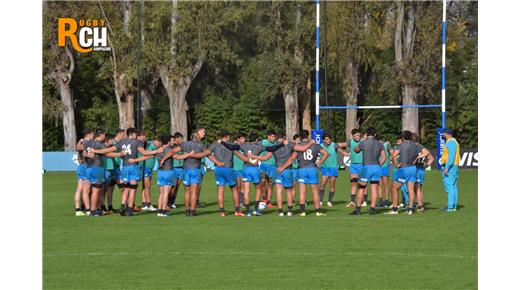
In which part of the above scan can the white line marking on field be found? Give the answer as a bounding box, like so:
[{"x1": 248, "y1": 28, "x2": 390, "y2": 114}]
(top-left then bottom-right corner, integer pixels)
[{"x1": 45, "y1": 251, "x2": 476, "y2": 260}]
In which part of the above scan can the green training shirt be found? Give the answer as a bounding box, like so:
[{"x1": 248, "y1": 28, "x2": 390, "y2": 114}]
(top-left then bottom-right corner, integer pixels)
[
  {"x1": 260, "y1": 139, "x2": 276, "y2": 165},
  {"x1": 349, "y1": 139, "x2": 363, "y2": 164},
  {"x1": 380, "y1": 142, "x2": 391, "y2": 167},
  {"x1": 321, "y1": 142, "x2": 339, "y2": 168},
  {"x1": 102, "y1": 155, "x2": 114, "y2": 170},
  {"x1": 233, "y1": 150, "x2": 244, "y2": 171},
  {"x1": 144, "y1": 142, "x2": 157, "y2": 169}
]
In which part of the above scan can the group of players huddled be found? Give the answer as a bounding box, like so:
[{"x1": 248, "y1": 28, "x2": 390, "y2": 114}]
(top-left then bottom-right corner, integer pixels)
[{"x1": 74, "y1": 126, "x2": 434, "y2": 217}]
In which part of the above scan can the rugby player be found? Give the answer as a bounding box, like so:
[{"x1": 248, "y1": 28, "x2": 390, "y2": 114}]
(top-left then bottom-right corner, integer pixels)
[
  {"x1": 139, "y1": 135, "x2": 162, "y2": 211},
  {"x1": 220, "y1": 134, "x2": 284, "y2": 216},
  {"x1": 101, "y1": 129, "x2": 125, "y2": 214},
  {"x1": 232, "y1": 132, "x2": 247, "y2": 208},
  {"x1": 291, "y1": 134, "x2": 301, "y2": 202},
  {"x1": 259, "y1": 131, "x2": 278, "y2": 208},
  {"x1": 376, "y1": 134, "x2": 392, "y2": 208},
  {"x1": 74, "y1": 129, "x2": 94, "y2": 216},
  {"x1": 346, "y1": 129, "x2": 364, "y2": 208},
  {"x1": 350, "y1": 127, "x2": 386, "y2": 215},
  {"x1": 168, "y1": 132, "x2": 185, "y2": 209},
  {"x1": 412, "y1": 134, "x2": 434, "y2": 212},
  {"x1": 249, "y1": 136, "x2": 316, "y2": 216},
  {"x1": 82, "y1": 129, "x2": 126, "y2": 216},
  {"x1": 92, "y1": 128, "x2": 163, "y2": 216},
  {"x1": 278, "y1": 130, "x2": 329, "y2": 217},
  {"x1": 318, "y1": 133, "x2": 348, "y2": 207},
  {"x1": 386, "y1": 130, "x2": 422, "y2": 215},
  {"x1": 160, "y1": 128, "x2": 209, "y2": 216},
  {"x1": 209, "y1": 130, "x2": 250, "y2": 217}
]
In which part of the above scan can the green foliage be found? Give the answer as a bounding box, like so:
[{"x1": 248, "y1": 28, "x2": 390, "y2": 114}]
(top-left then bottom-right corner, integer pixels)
[{"x1": 42, "y1": 1, "x2": 477, "y2": 152}]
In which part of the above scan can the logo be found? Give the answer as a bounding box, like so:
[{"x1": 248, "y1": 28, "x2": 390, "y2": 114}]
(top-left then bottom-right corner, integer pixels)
[{"x1": 58, "y1": 18, "x2": 110, "y2": 53}]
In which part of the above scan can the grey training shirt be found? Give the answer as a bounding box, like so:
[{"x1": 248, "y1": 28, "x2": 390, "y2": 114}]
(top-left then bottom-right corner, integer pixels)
[
  {"x1": 273, "y1": 142, "x2": 296, "y2": 167},
  {"x1": 397, "y1": 141, "x2": 422, "y2": 167},
  {"x1": 209, "y1": 142, "x2": 234, "y2": 168},
  {"x1": 180, "y1": 140, "x2": 207, "y2": 169},
  {"x1": 297, "y1": 141, "x2": 321, "y2": 168},
  {"x1": 84, "y1": 140, "x2": 106, "y2": 167},
  {"x1": 358, "y1": 137, "x2": 384, "y2": 165},
  {"x1": 240, "y1": 143, "x2": 266, "y2": 167},
  {"x1": 115, "y1": 138, "x2": 144, "y2": 166},
  {"x1": 157, "y1": 145, "x2": 173, "y2": 170}
]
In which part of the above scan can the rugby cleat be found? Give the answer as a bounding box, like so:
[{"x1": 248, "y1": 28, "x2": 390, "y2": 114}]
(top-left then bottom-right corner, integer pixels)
[
  {"x1": 234, "y1": 211, "x2": 245, "y2": 217},
  {"x1": 299, "y1": 212, "x2": 306, "y2": 217},
  {"x1": 384, "y1": 210, "x2": 399, "y2": 215},
  {"x1": 406, "y1": 210, "x2": 414, "y2": 215},
  {"x1": 133, "y1": 206, "x2": 142, "y2": 212},
  {"x1": 287, "y1": 211, "x2": 293, "y2": 217},
  {"x1": 369, "y1": 208, "x2": 377, "y2": 215},
  {"x1": 75, "y1": 211, "x2": 86, "y2": 216},
  {"x1": 361, "y1": 201, "x2": 368, "y2": 207},
  {"x1": 346, "y1": 201, "x2": 356, "y2": 208},
  {"x1": 398, "y1": 203, "x2": 405, "y2": 209},
  {"x1": 315, "y1": 212, "x2": 326, "y2": 217},
  {"x1": 252, "y1": 211, "x2": 262, "y2": 216},
  {"x1": 278, "y1": 212, "x2": 284, "y2": 217},
  {"x1": 349, "y1": 209, "x2": 361, "y2": 216},
  {"x1": 327, "y1": 202, "x2": 333, "y2": 207},
  {"x1": 220, "y1": 212, "x2": 227, "y2": 217},
  {"x1": 416, "y1": 206, "x2": 425, "y2": 213},
  {"x1": 246, "y1": 212, "x2": 252, "y2": 217}
]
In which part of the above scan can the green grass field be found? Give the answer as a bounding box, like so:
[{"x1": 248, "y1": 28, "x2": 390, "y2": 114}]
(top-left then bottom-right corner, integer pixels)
[{"x1": 43, "y1": 169, "x2": 477, "y2": 289}]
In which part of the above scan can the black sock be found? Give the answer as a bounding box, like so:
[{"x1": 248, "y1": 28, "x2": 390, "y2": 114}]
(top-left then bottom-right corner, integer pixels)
[
  {"x1": 319, "y1": 189, "x2": 324, "y2": 202},
  {"x1": 350, "y1": 194, "x2": 356, "y2": 202},
  {"x1": 328, "y1": 191, "x2": 335, "y2": 202},
  {"x1": 316, "y1": 208, "x2": 322, "y2": 213},
  {"x1": 254, "y1": 201, "x2": 260, "y2": 211},
  {"x1": 288, "y1": 205, "x2": 293, "y2": 212},
  {"x1": 108, "y1": 205, "x2": 114, "y2": 211},
  {"x1": 363, "y1": 194, "x2": 368, "y2": 202},
  {"x1": 235, "y1": 207, "x2": 240, "y2": 212},
  {"x1": 245, "y1": 204, "x2": 250, "y2": 213},
  {"x1": 219, "y1": 207, "x2": 225, "y2": 213},
  {"x1": 75, "y1": 208, "x2": 81, "y2": 212},
  {"x1": 101, "y1": 205, "x2": 107, "y2": 211},
  {"x1": 299, "y1": 203, "x2": 305, "y2": 212},
  {"x1": 356, "y1": 206, "x2": 361, "y2": 213},
  {"x1": 86, "y1": 208, "x2": 91, "y2": 212},
  {"x1": 80, "y1": 204, "x2": 85, "y2": 211},
  {"x1": 278, "y1": 208, "x2": 283, "y2": 214}
]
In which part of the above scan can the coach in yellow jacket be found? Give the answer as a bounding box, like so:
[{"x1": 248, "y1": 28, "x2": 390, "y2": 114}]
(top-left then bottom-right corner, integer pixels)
[{"x1": 440, "y1": 128, "x2": 460, "y2": 212}]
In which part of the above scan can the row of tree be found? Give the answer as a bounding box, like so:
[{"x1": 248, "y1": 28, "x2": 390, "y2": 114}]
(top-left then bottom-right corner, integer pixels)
[{"x1": 43, "y1": 1, "x2": 478, "y2": 151}]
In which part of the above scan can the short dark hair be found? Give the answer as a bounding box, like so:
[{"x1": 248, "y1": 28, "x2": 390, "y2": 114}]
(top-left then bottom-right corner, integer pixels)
[
  {"x1": 115, "y1": 128, "x2": 125, "y2": 135},
  {"x1": 293, "y1": 134, "x2": 300, "y2": 141},
  {"x1": 126, "y1": 128, "x2": 136, "y2": 136},
  {"x1": 402, "y1": 130, "x2": 412, "y2": 140},
  {"x1": 277, "y1": 131, "x2": 286, "y2": 139},
  {"x1": 267, "y1": 130, "x2": 276, "y2": 136},
  {"x1": 300, "y1": 130, "x2": 310, "y2": 139},
  {"x1": 323, "y1": 132, "x2": 331, "y2": 139},
  {"x1": 366, "y1": 127, "x2": 376, "y2": 137},
  {"x1": 220, "y1": 130, "x2": 231, "y2": 138},
  {"x1": 153, "y1": 135, "x2": 162, "y2": 141},
  {"x1": 105, "y1": 133, "x2": 114, "y2": 140},
  {"x1": 136, "y1": 131, "x2": 145, "y2": 137},
  {"x1": 95, "y1": 128, "x2": 105, "y2": 137},
  {"x1": 235, "y1": 132, "x2": 246, "y2": 140},
  {"x1": 249, "y1": 133, "x2": 258, "y2": 142},
  {"x1": 173, "y1": 132, "x2": 183, "y2": 139},
  {"x1": 375, "y1": 134, "x2": 384, "y2": 141},
  {"x1": 83, "y1": 128, "x2": 93, "y2": 137},
  {"x1": 351, "y1": 128, "x2": 360, "y2": 135},
  {"x1": 161, "y1": 135, "x2": 170, "y2": 145}
]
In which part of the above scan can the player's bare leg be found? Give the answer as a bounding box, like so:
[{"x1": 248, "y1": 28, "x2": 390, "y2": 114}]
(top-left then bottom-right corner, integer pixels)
[
  {"x1": 230, "y1": 185, "x2": 241, "y2": 215},
  {"x1": 406, "y1": 181, "x2": 416, "y2": 213},
  {"x1": 416, "y1": 183, "x2": 424, "y2": 209},
  {"x1": 311, "y1": 184, "x2": 323, "y2": 215},
  {"x1": 126, "y1": 181, "x2": 138, "y2": 216},
  {"x1": 189, "y1": 185, "x2": 198, "y2": 213},
  {"x1": 319, "y1": 175, "x2": 329, "y2": 204},
  {"x1": 286, "y1": 187, "x2": 294, "y2": 215},
  {"x1": 328, "y1": 176, "x2": 337, "y2": 205},
  {"x1": 81, "y1": 180, "x2": 91, "y2": 213},
  {"x1": 217, "y1": 185, "x2": 225, "y2": 215},
  {"x1": 74, "y1": 179, "x2": 82, "y2": 210},
  {"x1": 348, "y1": 175, "x2": 359, "y2": 207},
  {"x1": 141, "y1": 177, "x2": 151, "y2": 209},
  {"x1": 242, "y1": 181, "x2": 251, "y2": 214},
  {"x1": 299, "y1": 183, "x2": 307, "y2": 215},
  {"x1": 184, "y1": 185, "x2": 193, "y2": 213},
  {"x1": 275, "y1": 184, "x2": 284, "y2": 212}
]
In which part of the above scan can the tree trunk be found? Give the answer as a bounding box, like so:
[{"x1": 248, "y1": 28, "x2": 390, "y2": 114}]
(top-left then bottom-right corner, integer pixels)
[
  {"x1": 283, "y1": 86, "x2": 300, "y2": 140},
  {"x1": 344, "y1": 60, "x2": 359, "y2": 140},
  {"x1": 114, "y1": 72, "x2": 135, "y2": 129},
  {"x1": 158, "y1": 65, "x2": 191, "y2": 136},
  {"x1": 56, "y1": 59, "x2": 77, "y2": 150},
  {"x1": 54, "y1": 47, "x2": 77, "y2": 151},
  {"x1": 302, "y1": 76, "x2": 311, "y2": 132},
  {"x1": 402, "y1": 85, "x2": 419, "y2": 134},
  {"x1": 395, "y1": 2, "x2": 419, "y2": 134}
]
